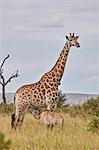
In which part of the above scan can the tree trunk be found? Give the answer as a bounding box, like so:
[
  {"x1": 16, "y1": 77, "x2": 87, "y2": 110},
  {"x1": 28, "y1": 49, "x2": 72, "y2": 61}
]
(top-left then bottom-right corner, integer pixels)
[{"x1": 2, "y1": 85, "x2": 6, "y2": 103}]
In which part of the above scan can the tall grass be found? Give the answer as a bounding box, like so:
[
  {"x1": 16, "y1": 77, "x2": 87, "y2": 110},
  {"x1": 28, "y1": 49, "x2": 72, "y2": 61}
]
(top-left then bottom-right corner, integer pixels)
[
  {"x1": 0, "y1": 113, "x2": 99, "y2": 150},
  {"x1": 0, "y1": 96, "x2": 99, "y2": 149}
]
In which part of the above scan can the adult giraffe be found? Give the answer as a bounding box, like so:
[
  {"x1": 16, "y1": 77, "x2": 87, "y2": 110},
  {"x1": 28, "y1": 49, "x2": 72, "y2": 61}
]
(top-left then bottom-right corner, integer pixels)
[{"x1": 11, "y1": 33, "x2": 80, "y2": 129}]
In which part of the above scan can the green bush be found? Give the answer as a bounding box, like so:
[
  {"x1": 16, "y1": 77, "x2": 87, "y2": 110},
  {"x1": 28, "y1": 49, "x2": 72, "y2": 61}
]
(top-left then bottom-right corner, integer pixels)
[
  {"x1": 87, "y1": 116, "x2": 99, "y2": 133},
  {"x1": 56, "y1": 96, "x2": 99, "y2": 119},
  {"x1": 0, "y1": 132, "x2": 11, "y2": 150},
  {"x1": 82, "y1": 96, "x2": 99, "y2": 117},
  {"x1": 57, "y1": 91, "x2": 67, "y2": 108},
  {"x1": 57, "y1": 105, "x2": 84, "y2": 117},
  {"x1": 0, "y1": 103, "x2": 13, "y2": 114}
]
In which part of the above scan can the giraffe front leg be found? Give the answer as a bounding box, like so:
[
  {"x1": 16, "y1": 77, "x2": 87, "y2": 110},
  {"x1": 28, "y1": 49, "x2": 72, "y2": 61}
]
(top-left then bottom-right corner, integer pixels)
[
  {"x1": 46, "y1": 94, "x2": 59, "y2": 112},
  {"x1": 47, "y1": 102, "x2": 57, "y2": 112},
  {"x1": 46, "y1": 91, "x2": 59, "y2": 112}
]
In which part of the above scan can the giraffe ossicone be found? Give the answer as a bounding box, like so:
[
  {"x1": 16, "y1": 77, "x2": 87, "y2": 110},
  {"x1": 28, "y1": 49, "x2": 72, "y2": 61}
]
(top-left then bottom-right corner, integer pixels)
[{"x1": 11, "y1": 33, "x2": 80, "y2": 129}]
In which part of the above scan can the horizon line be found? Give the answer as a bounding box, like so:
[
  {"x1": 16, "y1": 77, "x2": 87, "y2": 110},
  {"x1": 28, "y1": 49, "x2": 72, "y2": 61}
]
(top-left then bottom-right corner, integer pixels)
[{"x1": 0, "y1": 92, "x2": 98, "y2": 95}]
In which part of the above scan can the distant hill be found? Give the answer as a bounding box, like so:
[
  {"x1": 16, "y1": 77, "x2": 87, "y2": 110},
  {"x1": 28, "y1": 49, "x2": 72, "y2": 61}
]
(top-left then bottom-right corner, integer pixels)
[
  {"x1": 0, "y1": 93, "x2": 98, "y2": 105},
  {"x1": 65, "y1": 93, "x2": 97, "y2": 105}
]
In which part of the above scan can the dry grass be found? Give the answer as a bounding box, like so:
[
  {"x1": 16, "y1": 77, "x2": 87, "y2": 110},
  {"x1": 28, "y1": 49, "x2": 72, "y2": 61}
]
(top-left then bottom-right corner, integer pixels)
[{"x1": 0, "y1": 113, "x2": 99, "y2": 150}]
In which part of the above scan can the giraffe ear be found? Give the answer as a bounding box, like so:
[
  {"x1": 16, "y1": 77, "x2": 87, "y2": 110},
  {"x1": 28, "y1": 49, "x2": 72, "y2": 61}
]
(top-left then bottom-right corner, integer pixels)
[
  {"x1": 66, "y1": 36, "x2": 69, "y2": 40},
  {"x1": 76, "y1": 36, "x2": 79, "y2": 39}
]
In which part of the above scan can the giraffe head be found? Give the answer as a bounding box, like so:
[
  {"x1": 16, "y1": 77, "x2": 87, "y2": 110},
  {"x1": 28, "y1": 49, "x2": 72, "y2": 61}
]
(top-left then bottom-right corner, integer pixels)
[{"x1": 66, "y1": 33, "x2": 80, "y2": 48}]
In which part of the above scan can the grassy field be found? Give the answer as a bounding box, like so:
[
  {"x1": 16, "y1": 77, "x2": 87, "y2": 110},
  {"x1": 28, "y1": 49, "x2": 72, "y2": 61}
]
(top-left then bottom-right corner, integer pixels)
[{"x1": 0, "y1": 113, "x2": 99, "y2": 150}]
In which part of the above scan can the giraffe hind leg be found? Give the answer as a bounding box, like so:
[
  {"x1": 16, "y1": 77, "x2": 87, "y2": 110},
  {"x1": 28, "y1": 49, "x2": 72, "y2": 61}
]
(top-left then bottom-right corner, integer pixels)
[
  {"x1": 13, "y1": 105, "x2": 29, "y2": 129},
  {"x1": 14, "y1": 112, "x2": 25, "y2": 129}
]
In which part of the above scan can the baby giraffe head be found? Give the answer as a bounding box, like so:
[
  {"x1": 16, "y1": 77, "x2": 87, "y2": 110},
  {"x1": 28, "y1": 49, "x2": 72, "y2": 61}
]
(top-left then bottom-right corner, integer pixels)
[
  {"x1": 32, "y1": 109, "x2": 40, "y2": 119},
  {"x1": 66, "y1": 33, "x2": 80, "y2": 48}
]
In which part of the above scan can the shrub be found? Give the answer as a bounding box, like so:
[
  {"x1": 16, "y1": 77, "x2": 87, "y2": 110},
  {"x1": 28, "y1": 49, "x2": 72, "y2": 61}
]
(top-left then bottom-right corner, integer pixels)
[
  {"x1": 87, "y1": 116, "x2": 99, "y2": 133},
  {"x1": 0, "y1": 132, "x2": 11, "y2": 150},
  {"x1": 57, "y1": 104, "x2": 83, "y2": 117},
  {"x1": 0, "y1": 103, "x2": 13, "y2": 114},
  {"x1": 82, "y1": 96, "x2": 99, "y2": 117},
  {"x1": 56, "y1": 96, "x2": 99, "y2": 119},
  {"x1": 57, "y1": 91, "x2": 67, "y2": 107}
]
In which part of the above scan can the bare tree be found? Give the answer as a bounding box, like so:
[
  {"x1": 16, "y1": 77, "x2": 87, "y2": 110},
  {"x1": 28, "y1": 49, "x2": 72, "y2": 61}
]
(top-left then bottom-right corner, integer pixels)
[{"x1": 0, "y1": 55, "x2": 19, "y2": 103}]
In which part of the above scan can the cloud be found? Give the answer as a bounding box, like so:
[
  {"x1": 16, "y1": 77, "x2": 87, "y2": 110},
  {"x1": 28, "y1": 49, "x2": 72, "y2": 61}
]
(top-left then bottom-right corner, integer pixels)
[
  {"x1": 1, "y1": 0, "x2": 98, "y2": 32},
  {"x1": 81, "y1": 76, "x2": 99, "y2": 85},
  {"x1": 0, "y1": 0, "x2": 98, "y2": 93},
  {"x1": 69, "y1": 0, "x2": 98, "y2": 14},
  {"x1": 79, "y1": 76, "x2": 99, "y2": 94}
]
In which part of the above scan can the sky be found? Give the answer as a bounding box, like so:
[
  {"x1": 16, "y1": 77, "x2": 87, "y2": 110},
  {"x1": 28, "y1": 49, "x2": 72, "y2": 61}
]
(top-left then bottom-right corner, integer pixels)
[{"x1": 0, "y1": 0, "x2": 99, "y2": 94}]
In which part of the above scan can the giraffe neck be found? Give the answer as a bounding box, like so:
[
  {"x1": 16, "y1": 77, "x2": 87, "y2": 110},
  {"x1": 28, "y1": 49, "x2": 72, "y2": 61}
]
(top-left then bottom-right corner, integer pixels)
[
  {"x1": 51, "y1": 41, "x2": 71, "y2": 82},
  {"x1": 41, "y1": 40, "x2": 71, "y2": 86}
]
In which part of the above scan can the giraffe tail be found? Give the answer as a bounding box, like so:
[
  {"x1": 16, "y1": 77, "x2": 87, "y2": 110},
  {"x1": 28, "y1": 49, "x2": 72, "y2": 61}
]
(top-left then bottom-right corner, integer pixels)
[
  {"x1": 11, "y1": 113, "x2": 15, "y2": 128},
  {"x1": 11, "y1": 96, "x2": 16, "y2": 129}
]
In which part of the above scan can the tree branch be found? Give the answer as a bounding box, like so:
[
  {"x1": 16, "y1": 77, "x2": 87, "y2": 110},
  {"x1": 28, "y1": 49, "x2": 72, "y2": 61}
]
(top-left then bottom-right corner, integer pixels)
[
  {"x1": 0, "y1": 81, "x2": 3, "y2": 86},
  {"x1": 5, "y1": 70, "x2": 19, "y2": 85},
  {"x1": 0, "y1": 73, "x2": 5, "y2": 84},
  {"x1": 0, "y1": 54, "x2": 9, "y2": 69}
]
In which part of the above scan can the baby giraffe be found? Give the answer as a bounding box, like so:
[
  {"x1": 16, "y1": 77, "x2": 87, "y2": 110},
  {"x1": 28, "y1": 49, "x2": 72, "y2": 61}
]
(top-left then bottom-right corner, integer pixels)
[{"x1": 32, "y1": 109, "x2": 64, "y2": 129}]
